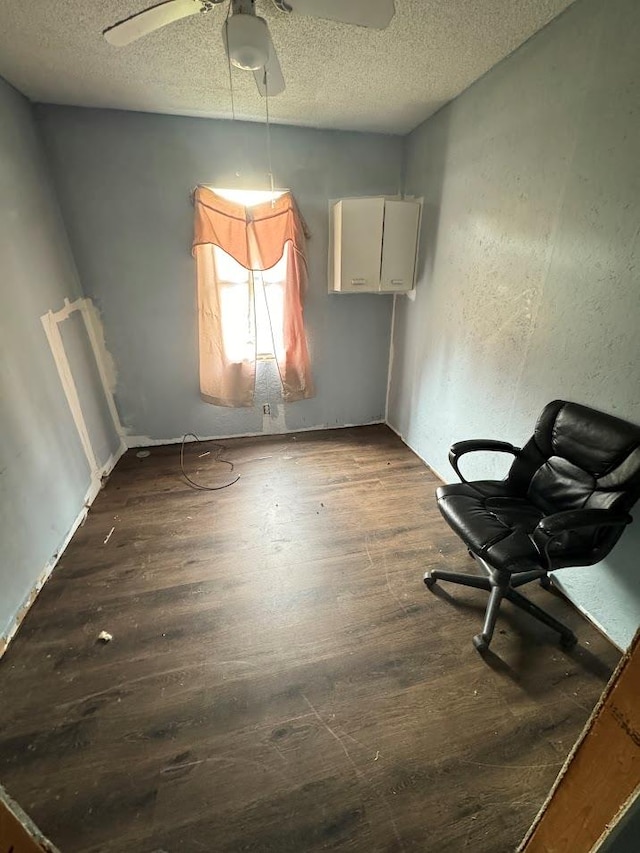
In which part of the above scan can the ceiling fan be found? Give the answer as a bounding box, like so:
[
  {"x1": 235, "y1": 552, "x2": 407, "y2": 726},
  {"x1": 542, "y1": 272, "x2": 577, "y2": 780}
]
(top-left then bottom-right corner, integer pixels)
[{"x1": 103, "y1": 0, "x2": 395, "y2": 98}]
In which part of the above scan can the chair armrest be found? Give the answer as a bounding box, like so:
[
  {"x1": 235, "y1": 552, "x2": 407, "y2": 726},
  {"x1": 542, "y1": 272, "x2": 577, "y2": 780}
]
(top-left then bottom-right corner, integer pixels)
[
  {"x1": 537, "y1": 509, "x2": 632, "y2": 538},
  {"x1": 532, "y1": 509, "x2": 632, "y2": 571},
  {"x1": 449, "y1": 440, "x2": 520, "y2": 484}
]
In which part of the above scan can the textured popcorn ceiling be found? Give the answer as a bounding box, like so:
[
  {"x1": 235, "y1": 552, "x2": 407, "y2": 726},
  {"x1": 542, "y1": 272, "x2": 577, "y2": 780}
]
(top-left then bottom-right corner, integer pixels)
[{"x1": 0, "y1": 0, "x2": 575, "y2": 133}]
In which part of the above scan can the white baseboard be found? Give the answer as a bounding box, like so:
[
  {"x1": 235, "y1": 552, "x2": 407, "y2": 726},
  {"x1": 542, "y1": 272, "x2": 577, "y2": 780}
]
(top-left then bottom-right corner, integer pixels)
[
  {"x1": 0, "y1": 440, "x2": 126, "y2": 658},
  {"x1": 384, "y1": 420, "x2": 449, "y2": 483},
  {"x1": 550, "y1": 575, "x2": 624, "y2": 652},
  {"x1": 125, "y1": 420, "x2": 386, "y2": 448}
]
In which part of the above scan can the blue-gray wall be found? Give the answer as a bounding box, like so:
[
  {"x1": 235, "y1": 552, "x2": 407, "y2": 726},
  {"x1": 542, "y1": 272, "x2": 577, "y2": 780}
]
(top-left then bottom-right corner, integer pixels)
[
  {"x1": 388, "y1": 0, "x2": 640, "y2": 649},
  {"x1": 36, "y1": 107, "x2": 402, "y2": 441},
  {"x1": 0, "y1": 79, "x2": 117, "y2": 642}
]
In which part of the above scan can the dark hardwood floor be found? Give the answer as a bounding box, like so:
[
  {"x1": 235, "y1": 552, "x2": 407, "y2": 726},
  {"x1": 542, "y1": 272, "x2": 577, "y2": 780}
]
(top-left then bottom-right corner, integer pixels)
[{"x1": 0, "y1": 425, "x2": 619, "y2": 852}]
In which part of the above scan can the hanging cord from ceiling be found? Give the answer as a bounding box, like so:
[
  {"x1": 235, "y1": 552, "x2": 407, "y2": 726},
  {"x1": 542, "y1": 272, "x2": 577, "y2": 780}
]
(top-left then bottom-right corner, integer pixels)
[
  {"x1": 180, "y1": 433, "x2": 240, "y2": 490},
  {"x1": 255, "y1": 270, "x2": 286, "y2": 397},
  {"x1": 225, "y1": 2, "x2": 237, "y2": 121},
  {"x1": 263, "y1": 68, "x2": 276, "y2": 200}
]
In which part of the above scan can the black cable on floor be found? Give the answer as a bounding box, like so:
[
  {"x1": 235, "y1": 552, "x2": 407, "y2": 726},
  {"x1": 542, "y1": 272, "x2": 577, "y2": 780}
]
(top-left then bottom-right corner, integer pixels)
[{"x1": 180, "y1": 433, "x2": 239, "y2": 491}]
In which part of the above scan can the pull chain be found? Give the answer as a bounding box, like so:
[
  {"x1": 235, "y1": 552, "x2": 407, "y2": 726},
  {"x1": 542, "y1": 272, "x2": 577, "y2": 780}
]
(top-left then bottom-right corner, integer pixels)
[
  {"x1": 225, "y1": 5, "x2": 236, "y2": 120},
  {"x1": 264, "y1": 68, "x2": 276, "y2": 204}
]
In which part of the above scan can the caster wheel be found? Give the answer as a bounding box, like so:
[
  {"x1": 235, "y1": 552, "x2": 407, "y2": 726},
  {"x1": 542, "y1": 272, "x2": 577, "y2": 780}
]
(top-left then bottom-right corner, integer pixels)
[
  {"x1": 560, "y1": 633, "x2": 578, "y2": 651},
  {"x1": 473, "y1": 634, "x2": 488, "y2": 653},
  {"x1": 540, "y1": 575, "x2": 552, "y2": 590},
  {"x1": 424, "y1": 573, "x2": 436, "y2": 590}
]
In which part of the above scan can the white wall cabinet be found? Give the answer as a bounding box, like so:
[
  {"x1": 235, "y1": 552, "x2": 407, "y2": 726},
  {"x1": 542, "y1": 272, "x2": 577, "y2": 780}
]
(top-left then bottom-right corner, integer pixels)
[{"x1": 330, "y1": 197, "x2": 420, "y2": 293}]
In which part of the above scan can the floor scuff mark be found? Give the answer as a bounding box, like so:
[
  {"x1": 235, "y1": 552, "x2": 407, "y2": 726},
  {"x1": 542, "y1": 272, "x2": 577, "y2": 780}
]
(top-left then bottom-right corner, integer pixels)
[{"x1": 301, "y1": 693, "x2": 404, "y2": 850}]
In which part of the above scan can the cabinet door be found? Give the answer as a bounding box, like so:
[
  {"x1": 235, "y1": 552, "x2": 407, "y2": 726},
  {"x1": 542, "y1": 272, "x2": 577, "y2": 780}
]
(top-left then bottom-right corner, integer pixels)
[
  {"x1": 380, "y1": 200, "x2": 420, "y2": 292},
  {"x1": 334, "y1": 198, "x2": 384, "y2": 292}
]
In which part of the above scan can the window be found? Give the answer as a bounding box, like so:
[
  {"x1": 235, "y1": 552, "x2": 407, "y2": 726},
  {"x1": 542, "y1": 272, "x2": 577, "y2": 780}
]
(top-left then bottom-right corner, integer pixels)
[
  {"x1": 212, "y1": 188, "x2": 287, "y2": 362},
  {"x1": 213, "y1": 244, "x2": 286, "y2": 362},
  {"x1": 193, "y1": 184, "x2": 314, "y2": 407}
]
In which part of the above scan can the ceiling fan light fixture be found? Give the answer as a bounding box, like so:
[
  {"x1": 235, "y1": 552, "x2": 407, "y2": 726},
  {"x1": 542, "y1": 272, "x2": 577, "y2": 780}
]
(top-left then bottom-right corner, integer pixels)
[{"x1": 225, "y1": 14, "x2": 270, "y2": 71}]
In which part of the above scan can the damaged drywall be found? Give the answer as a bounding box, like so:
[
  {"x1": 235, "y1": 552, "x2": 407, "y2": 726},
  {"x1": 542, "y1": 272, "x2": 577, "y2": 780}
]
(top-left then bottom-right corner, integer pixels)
[
  {"x1": 41, "y1": 297, "x2": 124, "y2": 474},
  {"x1": 0, "y1": 78, "x2": 125, "y2": 653}
]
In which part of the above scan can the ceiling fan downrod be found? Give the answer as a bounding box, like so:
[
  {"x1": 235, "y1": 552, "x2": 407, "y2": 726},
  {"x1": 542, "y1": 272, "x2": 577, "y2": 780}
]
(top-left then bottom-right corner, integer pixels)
[{"x1": 231, "y1": 0, "x2": 258, "y2": 15}]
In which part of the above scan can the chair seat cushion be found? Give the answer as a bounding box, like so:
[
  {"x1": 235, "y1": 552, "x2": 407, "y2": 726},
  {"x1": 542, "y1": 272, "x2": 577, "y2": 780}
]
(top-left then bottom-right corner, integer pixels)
[{"x1": 436, "y1": 481, "x2": 544, "y2": 572}]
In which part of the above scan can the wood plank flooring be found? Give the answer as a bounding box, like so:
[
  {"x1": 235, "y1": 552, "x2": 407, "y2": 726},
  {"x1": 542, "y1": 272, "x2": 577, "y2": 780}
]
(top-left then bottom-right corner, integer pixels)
[{"x1": 0, "y1": 425, "x2": 620, "y2": 852}]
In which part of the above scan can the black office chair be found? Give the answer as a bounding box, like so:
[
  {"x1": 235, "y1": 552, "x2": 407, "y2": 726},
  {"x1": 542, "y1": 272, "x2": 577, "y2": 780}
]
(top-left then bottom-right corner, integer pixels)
[{"x1": 424, "y1": 400, "x2": 640, "y2": 652}]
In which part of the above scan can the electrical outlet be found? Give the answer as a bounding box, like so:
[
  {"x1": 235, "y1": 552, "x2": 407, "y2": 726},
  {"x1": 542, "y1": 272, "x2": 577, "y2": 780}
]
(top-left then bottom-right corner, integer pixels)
[{"x1": 263, "y1": 403, "x2": 270, "y2": 416}]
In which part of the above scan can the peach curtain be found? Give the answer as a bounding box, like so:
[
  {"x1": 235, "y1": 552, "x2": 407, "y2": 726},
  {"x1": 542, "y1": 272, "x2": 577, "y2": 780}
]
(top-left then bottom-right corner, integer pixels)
[{"x1": 193, "y1": 187, "x2": 314, "y2": 407}]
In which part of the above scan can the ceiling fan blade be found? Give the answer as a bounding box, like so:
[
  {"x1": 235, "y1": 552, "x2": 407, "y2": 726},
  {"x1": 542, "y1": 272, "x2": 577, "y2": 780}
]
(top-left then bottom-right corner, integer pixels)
[
  {"x1": 253, "y1": 30, "x2": 285, "y2": 97},
  {"x1": 103, "y1": 0, "x2": 203, "y2": 46},
  {"x1": 287, "y1": 0, "x2": 395, "y2": 30}
]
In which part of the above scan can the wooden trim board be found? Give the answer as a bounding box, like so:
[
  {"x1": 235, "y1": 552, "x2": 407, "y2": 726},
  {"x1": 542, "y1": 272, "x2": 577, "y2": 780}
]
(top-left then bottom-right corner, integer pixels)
[
  {"x1": 518, "y1": 628, "x2": 640, "y2": 851},
  {"x1": 0, "y1": 786, "x2": 60, "y2": 852}
]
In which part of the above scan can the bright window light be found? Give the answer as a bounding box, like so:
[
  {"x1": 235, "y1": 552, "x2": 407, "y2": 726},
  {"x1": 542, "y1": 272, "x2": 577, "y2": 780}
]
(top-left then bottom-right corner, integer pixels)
[
  {"x1": 212, "y1": 188, "x2": 286, "y2": 207},
  {"x1": 213, "y1": 245, "x2": 286, "y2": 362}
]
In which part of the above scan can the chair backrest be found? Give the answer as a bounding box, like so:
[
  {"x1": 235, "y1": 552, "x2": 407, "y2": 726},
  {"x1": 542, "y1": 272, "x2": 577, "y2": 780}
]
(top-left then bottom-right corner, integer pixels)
[
  {"x1": 508, "y1": 400, "x2": 640, "y2": 515},
  {"x1": 507, "y1": 401, "x2": 640, "y2": 566}
]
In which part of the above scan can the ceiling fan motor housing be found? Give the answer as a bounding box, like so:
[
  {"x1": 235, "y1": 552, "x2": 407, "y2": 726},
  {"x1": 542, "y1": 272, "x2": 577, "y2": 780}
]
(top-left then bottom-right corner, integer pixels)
[{"x1": 226, "y1": 4, "x2": 270, "y2": 71}]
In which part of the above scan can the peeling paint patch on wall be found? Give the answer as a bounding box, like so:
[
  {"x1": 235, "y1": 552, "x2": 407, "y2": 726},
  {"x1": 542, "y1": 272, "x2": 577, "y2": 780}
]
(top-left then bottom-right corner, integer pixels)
[
  {"x1": 0, "y1": 78, "x2": 126, "y2": 653},
  {"x1": 41, "y1": 297, "x2": 124, "y2": 474}
]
